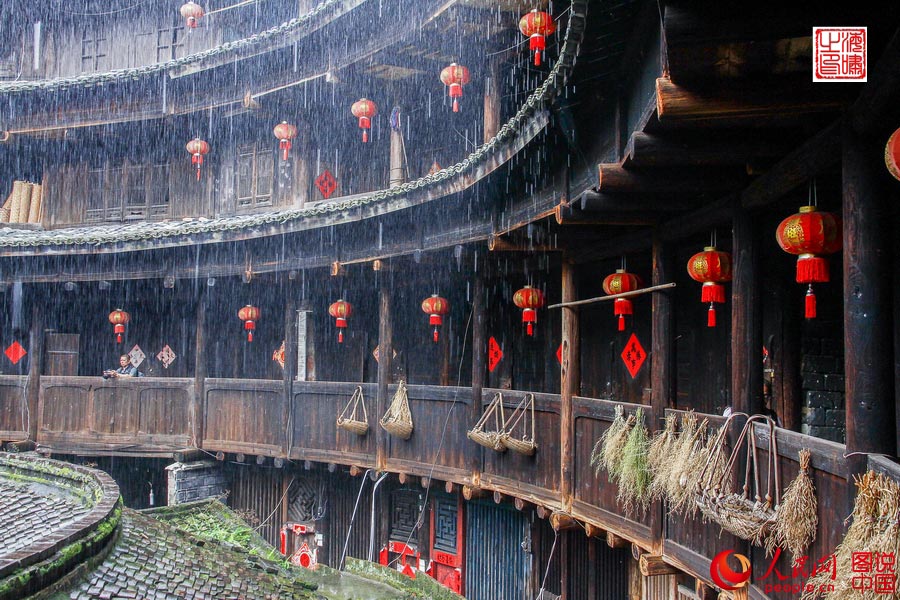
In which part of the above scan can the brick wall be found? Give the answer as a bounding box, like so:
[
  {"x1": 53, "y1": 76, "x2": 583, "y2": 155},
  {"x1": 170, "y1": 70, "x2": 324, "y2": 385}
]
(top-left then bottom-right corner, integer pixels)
[
  {"x1": 166, "y1": 461, "x2": 228, "y2": 505},
  {"x1": 800, "y1": 320, "x2": 845, "y2": 443}
]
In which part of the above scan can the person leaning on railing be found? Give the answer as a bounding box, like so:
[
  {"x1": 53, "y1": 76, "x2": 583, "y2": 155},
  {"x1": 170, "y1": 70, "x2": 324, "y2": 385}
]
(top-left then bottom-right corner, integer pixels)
[{"x1": 103, "y1": 355, "x2": 139, "y2": 379}]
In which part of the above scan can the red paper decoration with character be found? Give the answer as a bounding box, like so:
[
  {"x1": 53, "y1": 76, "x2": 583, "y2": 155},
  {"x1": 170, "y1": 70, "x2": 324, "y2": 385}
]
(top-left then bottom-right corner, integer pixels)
[
  {"x1": 687, "y1": 247, "x2": 732, "y2": 327},
  {"x1": 513, "y1": 285, "x2": 545, "y2": 336},
  {"x1": 775, "y1": 205, "x2": 841, "y2": 319},
  {"x1": 519, "y1": 9, "x2": 556, "y2": 66},
  {"x1": 421, "y1": 294, "x2": 450, "y2": 343},
  {"x1": 602, "y1": 269, "x2": 643, "y2": 331},
  {"x1": 329, "y1": 299, "x2": 353, "y2": 343},
  {"x1": 439, "y1": 63, "x2": 470, "y2": 113},
  {"x1": 186, "y1": 138, "x2": 209, "y2": 181},
  {"x1": 238, "y1": 305, "x2": 260, "y2": 342},
  {"x1": 273, "y1": 122, "x2": 298, "y2": 161},
  {"x1": 108, "y1": 309, "x2": 130, "y2": 344},
  {"x1": 351, "y1": 99, "x2": 377, "y2": 143}
]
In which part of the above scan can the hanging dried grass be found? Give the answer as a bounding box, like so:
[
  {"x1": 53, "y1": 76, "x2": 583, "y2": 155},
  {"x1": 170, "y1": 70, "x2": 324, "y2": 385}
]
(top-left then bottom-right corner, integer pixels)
[
  {"x1": 617, "y1": 408, "x2": 652, "y2": 513},
  {"x1": 648, "y1": 413, "x2": 677, "y2": 502},
  {"x1": 803, "y1": 471, "x2": 899, "y2": 600},
  {"x1": 592, "y1": 405, "x2": 623, "y2": 478},
  {"x1": 775, "y1": 449, "x2": 818, "y2": 566},
  {"x1": 669, "y1": 419, "x2": 710, "y2": 515}
]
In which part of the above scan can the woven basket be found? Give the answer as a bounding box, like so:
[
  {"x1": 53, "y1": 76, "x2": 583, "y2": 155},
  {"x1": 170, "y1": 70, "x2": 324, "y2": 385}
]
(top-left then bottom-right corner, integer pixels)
[
  {"x1": 380, "y1": 381, "x2": 413, "y2": 440},
  {"x1": 500, "y1": 434, "x2": 537, "y2": 456},
  {"x1": 336, "y1": 386, "x2": 369, "y2": 436},
  {"x1": 468, "y1": 392, "x2": 506, "y2": 452},
  {"x1": 499, "y1": 393, "x2": 537, "y2": 456},
  {"x1": 694, "y1": 413, "x2": 780, "y2": 550}
]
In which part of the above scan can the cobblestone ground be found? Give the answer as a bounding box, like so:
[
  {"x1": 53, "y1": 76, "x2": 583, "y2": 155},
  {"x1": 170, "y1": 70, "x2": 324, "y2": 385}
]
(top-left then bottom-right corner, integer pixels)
[
  {"x1": 0, "y1": 478, "x2": 91, "y2": 555},
  {"x1": 68, "y1": 509, "x2": 319, "y2": 600}
]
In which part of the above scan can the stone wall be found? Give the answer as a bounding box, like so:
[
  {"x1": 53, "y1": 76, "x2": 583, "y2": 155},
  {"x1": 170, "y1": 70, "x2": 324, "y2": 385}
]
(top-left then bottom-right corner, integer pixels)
[
  {"x1": 800, "y1": 320, "x2": 845, "y2": 443},
  {"x1": 166, "y1": 461, "x2": 228, "y2": 505}
]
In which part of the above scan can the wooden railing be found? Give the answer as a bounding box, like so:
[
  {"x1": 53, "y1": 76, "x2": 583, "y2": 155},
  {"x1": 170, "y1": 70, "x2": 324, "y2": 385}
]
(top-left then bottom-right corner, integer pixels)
[{"x1": 1, "y1": 375, "x2": 892, "y2": 600}]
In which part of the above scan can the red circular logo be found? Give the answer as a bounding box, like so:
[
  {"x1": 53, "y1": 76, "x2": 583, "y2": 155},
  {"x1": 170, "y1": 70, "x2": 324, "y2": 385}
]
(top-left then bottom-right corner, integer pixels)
[{"x1": 710, "y1": 550, "x2": 751, "y2": 591}]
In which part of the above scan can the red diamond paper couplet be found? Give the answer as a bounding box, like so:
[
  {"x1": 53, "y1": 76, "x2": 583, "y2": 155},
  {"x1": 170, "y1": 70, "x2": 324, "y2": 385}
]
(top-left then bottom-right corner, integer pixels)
[
  {"x1": 315, "y1": 169, "x2": 337, "y2": 199},
  {"x1": 488, "y1": 336, "x2": 503, "y2": 373},
  {"x1": 556, "y1": 344, "x2": 563, "y2": 365},
  {"x1": 5, "y1": 341, "x2": 27, "y2": 365},
  {"x1": 620, "y1": 333, "x2": 646, "y2": 379}
]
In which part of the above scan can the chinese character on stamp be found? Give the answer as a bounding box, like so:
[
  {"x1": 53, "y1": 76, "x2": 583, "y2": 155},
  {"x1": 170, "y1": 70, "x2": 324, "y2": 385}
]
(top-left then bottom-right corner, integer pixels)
[{"x1": 813, "y1": 27, "x2": 867, "y2": 82}]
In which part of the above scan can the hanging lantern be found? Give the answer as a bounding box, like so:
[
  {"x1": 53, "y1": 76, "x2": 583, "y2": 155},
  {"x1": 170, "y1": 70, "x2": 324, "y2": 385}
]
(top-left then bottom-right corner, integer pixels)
[
  {"x1": 108, "y1": 309, "x2": 130, "y2": 344},
  {"x1": 513, "y1": 285, "x2": 545, "y2": 337},
  {"x1": 328, "y1": 299, "x2": 353, "y2": 343},
  {"x1": 687, "y1": 247, "x2": 733, "y2": 327},
  {"x1": 238, "y1": 305, "x2": 260, "y2": 342},
  {"x1": 602, "y1": 269, "x2": 643, "y2": 332},
  {"x1": 180, "y1": 1, "x2": 204, "y2": 29},
  {"x1": 185, "y1": 137, "x2": 210, "y2": 181},
  {"x1": 885, "y1": 128, "x2": 900, "y2": 181},
  {"x1": 351, "y1": 99, "x2": 377, "y2": 143},
  {"x1": 519, "y1": 9, "x2": 556, "y2": 66},
  {"x1": 439, "y1": 63, "x2": 470, "y2": 113},
  {"x1": 421, "y1": 295, "x2": 450, "y2": 343},
  {"x1": 273, "y1": 121, "x2": 298, "y2": 161},
  {"x1": 776, "y1": 206, "x2": 841, "y2": 319}
]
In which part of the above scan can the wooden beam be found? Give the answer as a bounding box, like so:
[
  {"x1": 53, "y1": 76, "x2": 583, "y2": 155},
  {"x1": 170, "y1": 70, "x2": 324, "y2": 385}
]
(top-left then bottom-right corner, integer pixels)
[
  {"x1": 376, "y1": 283, "x2": 392, "y2": 471},
  {"x1": 656, "y1": 76, "x2": 847, "y2": 124},
  {"x1": 445, "y1": 480, "x2": 457, "y2": 494},
  {"x1": 579, "y1": 190, "x2": 696, "y2": 212},
  {"x1": 696, "y1": 580, "x2": 718, "y2": 600},
  {"x1": 649, "y1": 234, "x2": 672, "y2": 546},
  {"x1": 625, "y1": 132, "x2": 794, "y2": 168},
  {"x1": 350, "y1": 465, "x2": 364, "y2": 477},
  {"x1": 550, "y1": 512, "x2": 579, "y2": 532},
  {"x1": 327, "y1": 462, "x2": 337, "y2": 473},
  {"x1": 536, "y1": 505, "x2": 552, "y2": 520},
  {"x1": 493, "y1": 490, "x2": 504, "y2": 504},
  {"x1": 606, "y1": 532, "x2": 629, "y2": 549},
  {"x1": 666, "y1": 37, "x2": 812, "y2": 83},
  {"x1": 598, "y1": 164, "x2": 746, "y2": 195},
  {"x1": 236, "y1": 453, "x2": 246, "y2": 463},
  {"x1": 584, "y1": 523, "x2": 604, "y2": 539},
  {"x1": 514, "y1": 497, "x2": 531, "y2": 512},
  {"x1": 256, "y1": 455, "x2": 266, "y2": 466},
  {"x1": 284, "y1": 288, "x2": 298, "y2": 454},
  {"x1": 639, "y1": 554, "x2": 680, "y2": 577},
  {"x1": 215, "y1": 451, "x2": 225, "y2": 461},
  {"x1": 555, "y1": 203, "x2": 658, "y2": 226},
  {"x1": 850, "y1": 28, "x2": 900, "y2": 137},
  {"x1": 843, "y1": 120, "x2": 896, "y2": 457},
  {"x1": 273, "y1": 457, "x2": 285, "y2": 468},
  {"x1": 560, "y1": 261, "x2": 579, "y2": 506},
  {"x1": 398, "y1": 472, "x2": 410, "y2": 485},
  {"x1": 193, "y1": 286, "x2": 208, "y2": 450},
  {"x1": 174, "y1": 449, "x2": 205, "y2": 463},
  {"x1": 26, "y1": 292, "x2": 44, "y2": 441},
  {"x1": 421, "y1": 476, "x2": 432, "y2": 489},
  {"x1": 462, "y1": 485, "x2": 485, "y2": 501},
  {"x1": 731, "y1": 204, "x2": 763, "y2": 416},
  {"x1": 470, "y1": 276, "x2": 486, "y2": 476}
]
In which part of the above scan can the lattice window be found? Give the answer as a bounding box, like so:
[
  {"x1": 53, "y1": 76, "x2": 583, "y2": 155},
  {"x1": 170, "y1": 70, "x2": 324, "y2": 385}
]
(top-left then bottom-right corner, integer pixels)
[
  {"x1": 389, "y1": 490, "x2": 420, "y2": 542},
  {"x1": 85, "y1": 164, "x2": 170, "y2": 223},
  {"x1": 156, "y1": 16, "x2": 186, "y2": 62},
  {"x1": 80, "y1": 29, "x2": 108, "y2": 72},
  {"x1": 236, "y1": 144, "x2": 274, "y2": 210},
  {"x1": 432, "y1": 495, "x2": 458, "y2": 555}
]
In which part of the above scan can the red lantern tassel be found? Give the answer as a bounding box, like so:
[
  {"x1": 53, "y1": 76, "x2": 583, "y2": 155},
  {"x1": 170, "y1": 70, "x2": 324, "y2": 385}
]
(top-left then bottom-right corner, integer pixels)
[
  {"x1": 797, "y1": 255, "x2": 829, "y2": 284},
  {"x1": 338, "y1": 330, "x2": 344, "y2": 343},
  {"x1": 362, "y1": 131, "x2": 368, "y2": 143},
  {"x1": 534, "y1": 51, "x2": 541, "y2": 66},
  {"x1": 527, "y1": 322, "x2": 534, "y2": 336},
  {"x1": 453, "y1": 99, "x2": 459, "y2": 113},
  {"x1": 433, "y1": 328, "x2": 439, "y2": 343},
  {"x1": 117, "y1": 333, "x2": 123, "y2": 343},
  {"x1": 280, "y1": 140, "x2": 291, "y2": 161},
  {"x1": 805, "y1": 285, "x2": 817, "y2": 319},
  {"x1": 617, "y1": 315, "x2": 625, "y2": 331},
  {"x1": 707, "y1": 304, "x2": 716, "y2": 328},
  {"x1": 247, "y1": 331, "x2": 253, "y2": 342},
  {"x1": 613, "y1": 298, "x2": 632, "y2": 331},
  {"x1": 701, "y1": 282, "x2": 726, "y2": 304}
]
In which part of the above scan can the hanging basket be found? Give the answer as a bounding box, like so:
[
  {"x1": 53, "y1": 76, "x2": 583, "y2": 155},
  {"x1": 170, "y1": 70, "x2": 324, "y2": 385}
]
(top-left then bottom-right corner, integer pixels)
[
  {"x1": 499, "y1": 393, "x2": 537, "y2": 456},
  {"x1": 694, "y1": 414, "x2": 781, "y2": 552},
  {"x1": 467, "y1": 392, "x2": 507, "y2": 452},
  {"x1": 380, "y1": 381, "x2": 413, "y2": 440},
  {"x1": 336, "y1": 385, "x2": 369, "y2": 436}
]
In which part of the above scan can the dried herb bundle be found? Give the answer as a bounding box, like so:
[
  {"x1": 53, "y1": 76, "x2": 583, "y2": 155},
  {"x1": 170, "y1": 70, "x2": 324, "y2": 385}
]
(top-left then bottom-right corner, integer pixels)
[
  {"x1": 617, "y1": 408, "x2": 652, "y2": 513},
  {"x1": 775, "y1": 449, "x2": 818, "y2": 565}
]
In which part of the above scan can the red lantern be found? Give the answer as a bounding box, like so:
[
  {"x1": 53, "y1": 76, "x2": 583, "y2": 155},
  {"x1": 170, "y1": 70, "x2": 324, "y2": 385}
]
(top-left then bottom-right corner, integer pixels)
[
  {"x1": 519, "y1": 9, "x2": 556, "y2": 66},
  {"x1": 186, "y1": 138, "x2": 210, "y2": 181},
  {"x1": 351, "y1": 99, "x2": 377, "y2": 143},
  {"x1": 885, "y1": 128, "x2": 900, "y2": 181},
  {"x1": 273, "y1": 121, "x2": 298, "y2": 161},
  {"x1": 108, "y1": 309, "x2": 130, "y2": 344},
  {"x1": 238, "y1": 305, "x2": 260, "y2": 342},
  {"x1": 602, "y1": 269, "x2": 643, "y2": 331},
  {"x1": 328, "y1": 299, "x2": 352, "y2": 343},
  {"x1": 776, "y1": 205, "x2": 842, "y2": 319},
  {"x1": 513, "y1": 285, "x2": 545, "y2": 337},
  {"x1": 421, "y1": 295, "x2": 450, "y2": 343},
  {"x1": 180, "y1": 1, "x2": 204, "y2": 29},
  {"x1": 439, "y1": 63, "x2": 470, "y2": 113},
  {"x1": 687, "y1": 247, "x2": 732, "y2": 327}
]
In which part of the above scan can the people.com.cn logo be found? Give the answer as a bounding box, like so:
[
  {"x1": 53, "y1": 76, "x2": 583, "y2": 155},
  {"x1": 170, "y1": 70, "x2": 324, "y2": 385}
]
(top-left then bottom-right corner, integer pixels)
[{"x1": 711, "y1": 550, "x2": 752, "y2": 591}]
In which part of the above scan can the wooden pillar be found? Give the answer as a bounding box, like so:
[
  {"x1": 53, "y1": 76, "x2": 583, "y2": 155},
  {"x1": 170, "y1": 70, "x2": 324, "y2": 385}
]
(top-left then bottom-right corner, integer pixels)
[
  {"x1": 193, "y1": 285, "x2": 208, "y2": 449},
  {"x1": 649, "y1": 235, "x2": 673, "y2": 547},
  {"x1": 774, "y1": 289, "x2": 802, "y2": 432},
  {"x1": 560, "y1": 531, "x2": 570, "y2": 600},
  {"x1": 389, "y1": 108, "x2": 405, "y2": 188},
  {"x1": 294, "y1": 122, "x2": 311, "y2": 206},
  {"x1": 843, "y1": 120, "x2": 896, "y2": 457},
  {"x1": 471, "y1": 276, "x2": 486, "y2": 474},
  {"x1": 560, "y1": 261, "x2": 579, "y2": 506},
  {"x1": 483, "y1": 59, "x2": 501, "y2": 143},
  {"x1": 731, "y1": 205, "x2": 763, "y2": 416},
  {"x1": 26, "y1": 292, "x2": 44, "y2": 441},
  {"x1": 377, "y1": 280, "x2": 393, "y2": 470},
  {"x1": 284, "y1": 290, "x2": 298, "y2": 454}
]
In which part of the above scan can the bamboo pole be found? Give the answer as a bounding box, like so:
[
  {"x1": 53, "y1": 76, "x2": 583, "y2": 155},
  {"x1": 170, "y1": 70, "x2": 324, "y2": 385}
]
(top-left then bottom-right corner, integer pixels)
[{"x1": 547, "y1": 282, "x2": 676, "y2": 309}]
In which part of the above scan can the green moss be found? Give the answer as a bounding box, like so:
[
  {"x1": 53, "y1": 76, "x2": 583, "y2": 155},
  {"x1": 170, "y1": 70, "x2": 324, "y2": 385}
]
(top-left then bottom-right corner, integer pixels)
[{"x1": 344, "y1": 558, "x2": 464, "y2": 600}]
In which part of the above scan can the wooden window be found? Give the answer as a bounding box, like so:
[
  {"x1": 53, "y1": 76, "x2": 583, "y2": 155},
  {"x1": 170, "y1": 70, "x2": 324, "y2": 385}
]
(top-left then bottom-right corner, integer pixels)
[
  {"x1": 80, "y1": 29, "x2": 108, "y2": 72},
  {"x1": 156, "y1": 17, "x2": 186, "y2": 62},
  {"x1": 86, "y1": 164, "x2": 170, "y2": 223},
  {"x1": 236, "y1": 144, "x2": 274, "y2": 210}
]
